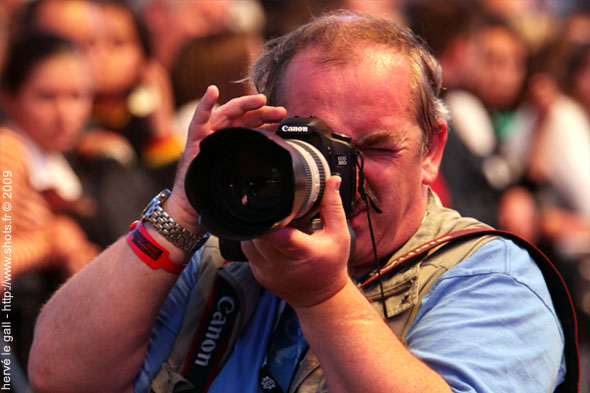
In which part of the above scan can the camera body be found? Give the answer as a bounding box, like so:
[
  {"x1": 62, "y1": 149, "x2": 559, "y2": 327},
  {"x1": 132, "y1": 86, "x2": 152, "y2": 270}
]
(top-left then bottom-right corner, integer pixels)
[
  {"x1": 274, "y1": 116, "x2": 357, "y2": 227},
  {"x1": 184, "y1": 116, "x2": 357, "y2": 260}
]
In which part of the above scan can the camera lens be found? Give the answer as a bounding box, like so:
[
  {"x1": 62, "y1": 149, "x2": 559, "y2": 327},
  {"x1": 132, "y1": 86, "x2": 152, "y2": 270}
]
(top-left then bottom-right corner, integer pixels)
[{"x1": 185, "y1": 127, "x2": 331, "y2": 240}]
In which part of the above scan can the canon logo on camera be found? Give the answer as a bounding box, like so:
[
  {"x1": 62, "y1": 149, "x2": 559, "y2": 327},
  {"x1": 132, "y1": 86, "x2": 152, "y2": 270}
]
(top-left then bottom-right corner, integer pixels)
[{"x1": 281, "y1": 125, "x2": 309, "y2": 132}]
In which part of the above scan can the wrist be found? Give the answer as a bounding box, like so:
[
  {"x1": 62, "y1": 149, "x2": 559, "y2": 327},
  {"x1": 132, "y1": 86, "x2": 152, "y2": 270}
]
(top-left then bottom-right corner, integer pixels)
[
  {"x1": 141, "y1": 221, "x2": 192, "y2": 263},
  {"x1": 126, "y1": 221, "x2": 189, "y2": 273},
  {"x1": 163, "y1": 189, "x2": 201, "y2": 233},
  {"x1": 141, "y1": 189, "x2": 209, "y2": 253},
  {"x1": 292, "y1": 276, "x2": 355, "y2": 314}
]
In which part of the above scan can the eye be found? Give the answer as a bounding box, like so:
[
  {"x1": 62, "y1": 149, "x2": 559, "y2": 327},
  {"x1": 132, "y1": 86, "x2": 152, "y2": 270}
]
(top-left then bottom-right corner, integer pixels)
[
  {"x1": 359, "y1": 147, "x2": 398, "y2": 157},
  {"x1": 70, "y1": 91, "x2": 90, "y2": 101},
  {"x1": 363, "y1": 147, "x2": 389, "y2": 154},
  {"x1": 354, "y1": 130, "x2": 403, "y2": 159},
  {"x1": 36, "y1": 91, "x2": 57, "y2": 101}
]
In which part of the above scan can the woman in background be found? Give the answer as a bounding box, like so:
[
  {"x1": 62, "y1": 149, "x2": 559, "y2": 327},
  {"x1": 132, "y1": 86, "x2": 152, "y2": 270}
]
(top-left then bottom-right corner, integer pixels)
[{"x1": 0, "y1": 31, "x2": 99, "y2": 368}]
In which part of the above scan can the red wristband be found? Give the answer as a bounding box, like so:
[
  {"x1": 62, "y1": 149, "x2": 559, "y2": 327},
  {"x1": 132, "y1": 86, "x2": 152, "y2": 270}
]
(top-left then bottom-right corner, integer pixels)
[{"x1": 126, "y1": 220, "x2": 187, "y2": 274}]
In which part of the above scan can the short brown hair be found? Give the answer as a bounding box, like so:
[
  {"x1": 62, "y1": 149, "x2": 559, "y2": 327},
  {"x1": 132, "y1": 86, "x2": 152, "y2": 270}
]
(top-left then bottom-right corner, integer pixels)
[{"x1": 249, "y1": 11, "x2": 448, "y2": 152}]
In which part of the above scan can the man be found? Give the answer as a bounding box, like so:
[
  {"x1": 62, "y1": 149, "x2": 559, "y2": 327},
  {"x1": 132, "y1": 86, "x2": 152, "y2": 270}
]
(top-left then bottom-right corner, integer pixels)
[{"x1": 28, "y1": 12, "x2": 567, "y2": 393}]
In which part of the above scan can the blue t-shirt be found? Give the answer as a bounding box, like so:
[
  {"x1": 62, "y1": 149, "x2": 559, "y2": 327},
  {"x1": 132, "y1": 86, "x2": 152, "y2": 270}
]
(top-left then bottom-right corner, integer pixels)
[{"x1": 134, "y1": 238, "x2": 566, "y2": 393}]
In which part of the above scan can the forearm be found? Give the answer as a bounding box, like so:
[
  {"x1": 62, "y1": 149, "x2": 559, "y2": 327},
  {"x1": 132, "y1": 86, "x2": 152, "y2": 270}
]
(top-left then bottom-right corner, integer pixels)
[
  {"x1": 295, "y1": 279, "x2": 451, "y2": 393},
  {"x1": 28, "y1": 232, "x2": 185, "y2": 393}
]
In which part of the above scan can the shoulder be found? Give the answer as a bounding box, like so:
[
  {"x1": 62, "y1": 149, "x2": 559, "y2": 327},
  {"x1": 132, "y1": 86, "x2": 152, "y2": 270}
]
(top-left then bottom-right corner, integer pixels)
[
  {"x1": 0, "y1": 126, "x2": 28, "y2": 150},
  {"x1": 0, "y1": 127, "x2": 30, "y2": 164},
  {"x1": 424, "y1": 237, "x2": 561, "y2": 325},
  {"x1": 0, "y1": 128, "x2": 32, "y2": 189},
  {"x1": 437, "y1": 237, "x2": 556, "y2": 308},
  {"x1": 407, "y1": 237, "x2": 566, "y2": 392}
]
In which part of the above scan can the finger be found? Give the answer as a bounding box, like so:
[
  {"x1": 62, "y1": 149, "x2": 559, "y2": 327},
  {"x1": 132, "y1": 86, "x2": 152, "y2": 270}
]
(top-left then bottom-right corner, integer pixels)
[
  {"x1": 237, "y1": 106, "x2": 287, "y2": 129},
  {"x1": 214, "y1": 93, "x2": 267, "y2": 122},
  {"x1": 190, "y1": 85, "x2": 219, "y2": 129},
  {"x1": 175, "y1": 86, "x2": 219, "y2": 182},
  {"x1": 211, "y1": 96, "x2": 286, "y2": 130},
  {"x1": 318, "y1": 176, "x2": 348, "y2": 234}
]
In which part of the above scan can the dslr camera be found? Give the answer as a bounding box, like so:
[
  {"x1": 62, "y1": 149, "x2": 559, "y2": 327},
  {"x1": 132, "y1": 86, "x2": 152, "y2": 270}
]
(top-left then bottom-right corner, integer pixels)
[{"x1": 184, "y1": 117, "x2": 357, "y2": 260}]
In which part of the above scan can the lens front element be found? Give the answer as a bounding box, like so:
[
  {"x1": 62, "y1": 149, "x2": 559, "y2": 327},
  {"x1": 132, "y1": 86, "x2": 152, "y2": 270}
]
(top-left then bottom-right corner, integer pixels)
[{"x1": 213, "y1": 141, "x2": 293, "y2": 226}]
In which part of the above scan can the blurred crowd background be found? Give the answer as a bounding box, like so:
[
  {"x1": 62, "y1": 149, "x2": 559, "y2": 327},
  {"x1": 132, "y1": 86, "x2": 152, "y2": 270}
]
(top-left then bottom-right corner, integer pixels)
[{"x1": 0, "y1": 0, "x2": 588, "y2": 392}]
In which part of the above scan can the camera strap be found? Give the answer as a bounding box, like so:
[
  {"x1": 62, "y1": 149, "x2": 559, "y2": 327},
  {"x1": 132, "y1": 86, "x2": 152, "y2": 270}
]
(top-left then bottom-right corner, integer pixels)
[
  {"x1": 180, "y1": 271, "x2": 242, "y2": 393},
  {"x1": 356, "y1": 151, "x2": 388, "y2": 317}
]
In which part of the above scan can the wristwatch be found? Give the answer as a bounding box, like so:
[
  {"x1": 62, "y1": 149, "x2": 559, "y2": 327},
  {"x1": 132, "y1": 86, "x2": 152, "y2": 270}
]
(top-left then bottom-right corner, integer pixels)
[{"x1": 141, "y1": 189, "x2": 209, "y2": 253}]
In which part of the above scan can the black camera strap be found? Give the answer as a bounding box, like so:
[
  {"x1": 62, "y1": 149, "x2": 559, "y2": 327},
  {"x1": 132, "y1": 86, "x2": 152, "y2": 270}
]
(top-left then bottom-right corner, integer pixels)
[{"x1": 356, "y1": 151, "x2": 388, "y2": 317}]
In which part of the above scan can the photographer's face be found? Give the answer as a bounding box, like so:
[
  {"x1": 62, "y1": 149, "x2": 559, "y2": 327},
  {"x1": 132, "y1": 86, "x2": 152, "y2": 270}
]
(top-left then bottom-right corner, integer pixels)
[{"x1": 282, "y1": 47, "x2": 444, "y2": 272}]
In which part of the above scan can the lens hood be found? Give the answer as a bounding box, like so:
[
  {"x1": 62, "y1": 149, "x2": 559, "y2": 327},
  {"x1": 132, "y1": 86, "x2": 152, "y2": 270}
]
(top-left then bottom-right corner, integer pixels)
[{"x1": 185, "y1": 128, "x2": 302, "y2": 240}]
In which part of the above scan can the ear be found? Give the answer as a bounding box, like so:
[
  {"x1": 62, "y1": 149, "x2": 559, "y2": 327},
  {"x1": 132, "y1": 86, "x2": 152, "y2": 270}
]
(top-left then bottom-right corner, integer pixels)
[{"x1": 421, "y1": 118, "x2": 448, "y2": 185}]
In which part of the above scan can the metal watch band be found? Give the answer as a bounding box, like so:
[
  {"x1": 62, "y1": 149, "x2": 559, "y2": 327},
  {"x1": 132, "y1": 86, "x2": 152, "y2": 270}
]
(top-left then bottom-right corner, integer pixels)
[{"x1": 142, "y1": 189, "x2": 209, "y2": 253}]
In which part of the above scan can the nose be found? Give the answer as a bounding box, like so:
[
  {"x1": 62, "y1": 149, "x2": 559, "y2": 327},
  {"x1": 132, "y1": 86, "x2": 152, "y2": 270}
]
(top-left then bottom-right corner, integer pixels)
[
  {"x1": 54, "y1": 94, "x2": 88, "y2": 132},
  {"x1": 54, "y1": 96, "x2": 71, "y2": 125}
]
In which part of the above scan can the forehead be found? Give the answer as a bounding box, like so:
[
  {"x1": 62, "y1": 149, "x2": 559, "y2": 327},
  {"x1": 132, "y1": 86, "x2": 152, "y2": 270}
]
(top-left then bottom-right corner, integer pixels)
[
  {"x1": 281, "y1": 46, "x2": 417, "y2": 141},
  {"x1": 478, "y1": 27, "x2": 525, "y2": 57},
  {"x1": 25, "y1": 54, "x2": 91, "y2": 90},
  {"x1": 101, "y1": 4, "x2": 138, "y2": 39},
  {"x1": 37, "y1": 0, "x2": 102, "y2": 43}
]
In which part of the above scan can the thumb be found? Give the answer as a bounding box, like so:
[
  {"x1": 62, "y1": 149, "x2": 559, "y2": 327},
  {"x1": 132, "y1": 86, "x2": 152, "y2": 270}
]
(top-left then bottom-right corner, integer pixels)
[{"x1": 319, "y1": 176, "x2": 348, "y2": 234}]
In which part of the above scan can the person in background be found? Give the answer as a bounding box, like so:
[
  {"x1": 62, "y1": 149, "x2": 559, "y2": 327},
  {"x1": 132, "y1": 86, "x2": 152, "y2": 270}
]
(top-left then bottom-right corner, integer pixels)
[
  {"x1": 17, "y1": 0, "x2": 105, "y2": 85},
  {"x1": 408, "y1": 0, "x2": 498, "y2": 223},
  {"x1": 86, "y1": 0, "x2": 181, "y2": 181},
  {"x1": 19, "y1": 0, "x2": 181, "y2": 247},
  {"x1": 501, "y1": 40, "x2": 590, "y2": 231},
  {"x1": 0, "y1": 30, "x2": 99, "y2": 373},
  {"x1": 172, "y1": 31, "x2": 262, "y2": 110},
  {"x1": 466, "y1": 16, "x2": 528, "y2": 144},
  {"x1": 172, "y1": 30, "x2": 263, "y2": 133},
  {"x1": 134, "y1": 0, "x2": 235, "y2": 72},
  {"x1": 498, "y1": 38, "x2": 590, "y2": 354},
  {"x1": 445, "y1": 15, "x2": 529, "y2": 222}
]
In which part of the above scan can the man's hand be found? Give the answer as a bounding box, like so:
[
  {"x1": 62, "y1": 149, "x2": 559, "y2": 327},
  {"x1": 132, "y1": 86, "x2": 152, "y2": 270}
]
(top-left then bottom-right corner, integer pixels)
[
  {"x1": 242, "y1": 176, "x2": 352, "y2": 308},
  {"x1": 165, "y1": 86, "x2": 287, "y2": 233}
]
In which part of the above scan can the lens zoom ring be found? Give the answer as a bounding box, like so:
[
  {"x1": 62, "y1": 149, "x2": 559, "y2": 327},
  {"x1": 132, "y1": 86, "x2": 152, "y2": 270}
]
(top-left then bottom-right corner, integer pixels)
[{"x1": 290, "y1": 140, "x2": 329, "y2": 214}]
